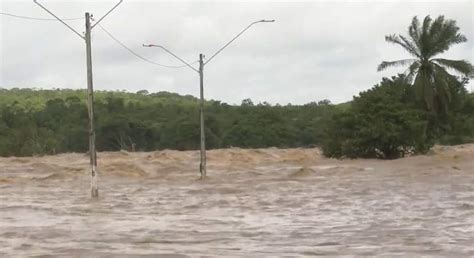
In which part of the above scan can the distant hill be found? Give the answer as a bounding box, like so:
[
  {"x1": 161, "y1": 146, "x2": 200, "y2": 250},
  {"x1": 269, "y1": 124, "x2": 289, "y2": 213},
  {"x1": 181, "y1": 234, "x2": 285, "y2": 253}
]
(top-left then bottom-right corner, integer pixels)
[
  {"x1": 0, "y1": 87, "x2": 343, "y2": 108},
  {"x1": 0, "y1": 88, "x2": 203, "y2": 110}
]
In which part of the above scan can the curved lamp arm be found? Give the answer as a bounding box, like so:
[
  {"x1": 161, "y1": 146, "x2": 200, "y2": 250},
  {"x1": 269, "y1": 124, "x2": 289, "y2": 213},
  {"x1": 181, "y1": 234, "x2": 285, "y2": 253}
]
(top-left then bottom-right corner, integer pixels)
[
  {"x1": 204, "y1": 19, "x2": 275, "y2": 65},
  {"x1": 143, "y1": 44, "x2": 199, "y2": 73}
]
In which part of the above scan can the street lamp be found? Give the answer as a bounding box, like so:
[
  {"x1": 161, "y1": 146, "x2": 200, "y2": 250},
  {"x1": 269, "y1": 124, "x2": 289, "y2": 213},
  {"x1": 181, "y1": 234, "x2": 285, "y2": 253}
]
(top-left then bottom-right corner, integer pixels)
[
  {"x1": 34, "y1": 0, "x2": 123, "y2": 198},
  {"x1": 143, "y1": 19, "x2": 275, "y2": 179}
]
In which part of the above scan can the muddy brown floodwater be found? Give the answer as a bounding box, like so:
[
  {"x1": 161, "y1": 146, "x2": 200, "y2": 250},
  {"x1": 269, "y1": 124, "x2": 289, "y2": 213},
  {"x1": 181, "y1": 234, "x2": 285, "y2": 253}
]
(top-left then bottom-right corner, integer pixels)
[{"x1": 0, "y1": 145, "x2": 473, "y2": 257}]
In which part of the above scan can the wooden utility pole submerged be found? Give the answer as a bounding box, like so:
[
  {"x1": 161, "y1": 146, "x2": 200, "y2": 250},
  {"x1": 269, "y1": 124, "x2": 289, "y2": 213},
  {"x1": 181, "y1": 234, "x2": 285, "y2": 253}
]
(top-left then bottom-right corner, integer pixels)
[
  {"x1": 85, "y1": 12, "x2": 98, "y2": 197},
  {"x1": 34, "y1": 0, "x2": 122, "y2": 198}
]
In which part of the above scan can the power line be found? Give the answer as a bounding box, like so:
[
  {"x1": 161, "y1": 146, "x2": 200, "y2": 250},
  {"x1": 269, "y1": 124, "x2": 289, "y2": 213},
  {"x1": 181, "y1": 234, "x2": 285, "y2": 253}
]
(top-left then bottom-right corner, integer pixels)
[
  {"x1": 0, "y1": 12, "x2": 82, "y2": 21},
  {"x1": 1, "y1": 11, "x2": 198, "y2": 69},
  {"x1": 96, "y1": 23, "x2": 198, "y2": 69}
]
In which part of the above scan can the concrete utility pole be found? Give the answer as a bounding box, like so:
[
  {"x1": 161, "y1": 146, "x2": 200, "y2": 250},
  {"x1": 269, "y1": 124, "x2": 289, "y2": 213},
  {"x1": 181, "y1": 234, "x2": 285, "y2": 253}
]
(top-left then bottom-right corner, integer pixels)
[
  {"x1": 85, "y1": 12, "x2": 98, "y2": 197},
  {"x1": 143, "y1": 19, "x2": 274, "y2": 179},
  {"x1": 34, "y1": 0, "x2": 122, "y2": 197}
]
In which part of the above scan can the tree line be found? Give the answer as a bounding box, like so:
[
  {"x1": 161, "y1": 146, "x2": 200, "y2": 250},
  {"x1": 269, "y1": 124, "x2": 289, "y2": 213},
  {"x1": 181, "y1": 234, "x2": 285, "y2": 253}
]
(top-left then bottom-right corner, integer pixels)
[
  {"x1": 0, "y1": 88, "x2": 340, "y2": 156},
  {"x1": 0, "y1": 82, "x2": 472, "y2": 158}
]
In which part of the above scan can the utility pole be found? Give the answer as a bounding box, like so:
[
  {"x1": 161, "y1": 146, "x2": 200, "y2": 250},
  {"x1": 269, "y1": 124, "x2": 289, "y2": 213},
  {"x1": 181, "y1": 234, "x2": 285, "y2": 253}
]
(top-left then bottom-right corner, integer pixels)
[
  {"x1": 198, "y1": 53, "x2": 206, "y2": 178},
  {"x1": 143, "y1": 19, "x2": 274, "y2": 179},
  {"x1": 34, "y1": 0, "x2": 122, "y2": 197},
  {"x1": 85, "y1": 12, "x2": 98, "y2": 197}
]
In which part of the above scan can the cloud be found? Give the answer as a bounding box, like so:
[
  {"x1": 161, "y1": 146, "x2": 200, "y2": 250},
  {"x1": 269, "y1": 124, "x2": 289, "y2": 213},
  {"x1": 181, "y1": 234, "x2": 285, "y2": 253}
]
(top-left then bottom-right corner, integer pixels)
[{"x1": 1, "y1": 0, "x2": 473, "y2": 104}]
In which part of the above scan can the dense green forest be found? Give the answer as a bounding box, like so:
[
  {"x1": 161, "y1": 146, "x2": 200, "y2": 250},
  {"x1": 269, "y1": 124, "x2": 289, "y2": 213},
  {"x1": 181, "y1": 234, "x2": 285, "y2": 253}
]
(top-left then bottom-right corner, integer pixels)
[
  {"x1": 0, "y1": 87, "x2": 341, "y2": 156},
  {"x1": 0, "y1": 81, "x2": 472, "y2": 158}
]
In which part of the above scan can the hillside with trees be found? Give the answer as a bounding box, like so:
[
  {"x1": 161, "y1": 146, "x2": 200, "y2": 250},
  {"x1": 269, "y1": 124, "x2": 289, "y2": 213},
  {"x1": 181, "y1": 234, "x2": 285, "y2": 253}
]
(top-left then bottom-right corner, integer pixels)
[
  {"x1": 0, "y1": 88, "x2": 340, "y2": 156},
  {"x1": 0, "y1": 83, "x2": 472, "y2": 157}
]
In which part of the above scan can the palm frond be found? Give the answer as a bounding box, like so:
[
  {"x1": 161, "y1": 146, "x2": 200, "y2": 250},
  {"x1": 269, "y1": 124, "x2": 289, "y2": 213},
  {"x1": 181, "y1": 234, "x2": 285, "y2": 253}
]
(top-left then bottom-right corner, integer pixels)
[
  {"x1": 399, "y1": 35, "x2": 421, "y2": 57},
  {"x1": 385, "y1": 34, "x2": 421, "y2": 58},
  {"x1": 408, "y1": 16, "x2": 421, "y2": 49},
  {"x1": 427, "y1": 18, "x2": 467, "y2": 57},
  {"x1": 408, "y1": 16, "x2": 421, "y2": 41},
  {"x1": 432, "y1": 58, "x2": 473, "y2": 76},
  {"x1": 377, "y1": 59, "x2": 416, "y2": 71},
  {"x1": 428, "y1": 15, "x2": 445, "y2": 37},
  {"x1": 418, "y1": 16, "x2": 433, "y2": 57},
  {"x1": 406, "y1": 61, "x2": 421, "y2": 83},
  {"x1": 421, "y1": 16, "x2": 432, "y2": 36},
  {"x1": 432, "y1": 62, "x2": 464, "y2": 85}
]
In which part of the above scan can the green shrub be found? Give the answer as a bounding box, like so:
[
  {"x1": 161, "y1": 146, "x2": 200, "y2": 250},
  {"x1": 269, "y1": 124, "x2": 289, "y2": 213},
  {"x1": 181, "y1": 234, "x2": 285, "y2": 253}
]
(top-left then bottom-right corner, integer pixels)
[{"x1": 322, "y1": 75, "x2": 433, "y2": 159}]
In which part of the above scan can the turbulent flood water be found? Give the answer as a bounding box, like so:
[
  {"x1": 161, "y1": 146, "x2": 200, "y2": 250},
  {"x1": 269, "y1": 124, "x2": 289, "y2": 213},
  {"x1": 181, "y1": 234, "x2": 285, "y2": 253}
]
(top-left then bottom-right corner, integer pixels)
[{"x1": 1, "y1": 145, "x2": 473, "y2": 257}]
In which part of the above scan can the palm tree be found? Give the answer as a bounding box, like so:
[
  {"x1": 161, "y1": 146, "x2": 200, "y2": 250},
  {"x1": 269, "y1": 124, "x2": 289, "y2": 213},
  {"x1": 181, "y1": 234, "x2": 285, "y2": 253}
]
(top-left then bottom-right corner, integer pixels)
[{"x1": 378, "y1": 15, "x2": 473, "y2": 113}]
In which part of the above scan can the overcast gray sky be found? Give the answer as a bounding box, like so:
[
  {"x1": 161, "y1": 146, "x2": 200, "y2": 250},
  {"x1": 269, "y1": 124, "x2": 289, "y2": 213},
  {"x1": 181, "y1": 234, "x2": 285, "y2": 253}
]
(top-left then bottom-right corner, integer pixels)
[{"x1": 1, "y1": 0, "x2": 473, "y2": 104}]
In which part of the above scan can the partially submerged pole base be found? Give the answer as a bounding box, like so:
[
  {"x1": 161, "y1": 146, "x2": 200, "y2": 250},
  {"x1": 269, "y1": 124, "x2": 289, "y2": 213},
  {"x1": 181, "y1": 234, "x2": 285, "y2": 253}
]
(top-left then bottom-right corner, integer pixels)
[
  {"x1": 91, "y1": 166, "x2": 99, "y2": 198},
  {"x1": 91, "y1": 187, "x2": 99, "y2": 198},
  {"x1": 200, "y1": 162, "x2": 206, "y2": 180}
]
